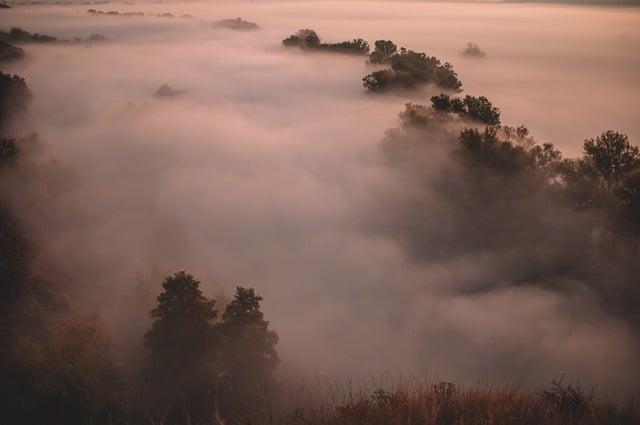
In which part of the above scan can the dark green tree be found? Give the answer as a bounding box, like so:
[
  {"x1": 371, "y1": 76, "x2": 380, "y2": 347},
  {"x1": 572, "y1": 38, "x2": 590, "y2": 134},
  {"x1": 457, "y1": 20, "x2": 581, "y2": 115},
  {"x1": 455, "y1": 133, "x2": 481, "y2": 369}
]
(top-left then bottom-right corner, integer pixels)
[
  {"x1": 217, "y1": 287, "x2": 279, "y2": 416},
  {"x1": 143, "y1": 271, "x2": 218, "y2": 423}
]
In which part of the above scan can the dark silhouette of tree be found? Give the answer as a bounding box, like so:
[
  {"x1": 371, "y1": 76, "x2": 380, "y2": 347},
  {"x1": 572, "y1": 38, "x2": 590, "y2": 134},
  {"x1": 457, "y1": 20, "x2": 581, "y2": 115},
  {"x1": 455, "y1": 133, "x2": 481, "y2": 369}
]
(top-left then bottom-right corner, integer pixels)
[
  {"x1": 616, "y1": 167, "x2": 640, "y2": 232},
  {"x1": 369, "y1": 40, "x2": 397, "y2": 64},
  {"x1": 0, "y1": 40, "x2": 25, "y2": 63},
  {"x1": 462, "y1": 42, "x2": 486, "y2": 58},
  {"x1": 143, "y1": 271, "x2": 218, "y2": 423},
  {"x1": 363, "y1": 49, "x2": 462, "y2": 92},
  {"x1": 458, "y1": 127, "x2": 529, "y2": 174},
  {"x1": 282, "y1": 29, "x2": 320, "y2": 48},
  {"x1": 322, "y1": 38, "x2": 370, "y2": 55},
  {"x1": 0, "y1": 71, "x2": 31, "y2": 135},
  {"x1": 362, "y1": 69, "x2": 395, "y2": 91},
  {"x1": 463, "y1": 95, "x2": 500, "y2": 125},
  {"x1": 583, "y1": 130, "x2": 639, "y2": 189},
  {"x1": 213, "y1": 17, "x2": 259, "y2": 31},
  {"x1": 431, "y1": 93, "x2": 452, "y2": 111},
  {"x1": 218, "y1": 287, "x2": 279, "y2": 417},
  {"x1": 0, "y1": 27, "x2": 58, "y2": 43},
  {"x1": 0, "y1": 138, "x2": 17, "y2": 159},
  {"x1": 429, "y1": 93, "x2": 500, "y2": 125},
  {"x1": 282, "y1": 30, "x2": 369, "y2": 55}
]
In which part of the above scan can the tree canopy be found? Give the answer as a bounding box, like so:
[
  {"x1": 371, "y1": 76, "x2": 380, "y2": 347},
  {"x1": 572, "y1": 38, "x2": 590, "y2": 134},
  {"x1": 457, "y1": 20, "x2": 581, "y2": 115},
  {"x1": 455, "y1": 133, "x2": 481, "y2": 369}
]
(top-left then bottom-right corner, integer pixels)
[
  {"x1": 363, "y1": 44, "x2": 462, "y2": 92},
  {"x1": 282, "y1": 29, "x2": 370, "y2": 55},
  {"x1": 583, "y1": 130, "x2": 640, "y2": 188}
]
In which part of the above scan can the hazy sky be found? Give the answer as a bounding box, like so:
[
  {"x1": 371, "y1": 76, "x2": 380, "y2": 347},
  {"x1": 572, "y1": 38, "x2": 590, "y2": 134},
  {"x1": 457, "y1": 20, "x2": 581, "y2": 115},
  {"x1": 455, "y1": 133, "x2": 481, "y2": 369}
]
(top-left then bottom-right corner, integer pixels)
[{"x1": 2, "y1": 0, "x2": 640, "y2": 396}]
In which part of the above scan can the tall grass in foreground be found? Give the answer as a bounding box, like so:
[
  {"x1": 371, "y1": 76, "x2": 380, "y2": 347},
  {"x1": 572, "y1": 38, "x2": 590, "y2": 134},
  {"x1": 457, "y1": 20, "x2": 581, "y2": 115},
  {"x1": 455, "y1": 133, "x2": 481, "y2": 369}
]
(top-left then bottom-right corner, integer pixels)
[{"x1": 233, "y1": 380, "x2": 639, "y2": 425}]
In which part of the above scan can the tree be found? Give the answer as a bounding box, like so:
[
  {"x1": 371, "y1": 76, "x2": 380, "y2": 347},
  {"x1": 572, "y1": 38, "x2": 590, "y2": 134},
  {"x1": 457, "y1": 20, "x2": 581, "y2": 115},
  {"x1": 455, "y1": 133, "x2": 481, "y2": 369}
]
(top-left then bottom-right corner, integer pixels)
[
  {"x1": 431, "y1": 93, "x2": 452, "y2": 111},
  {"x1": 362, "y1": 69, "x2": 395, "y2": 91},
  {"x1": 217, "y1": 287, "x2": 279, "y2": 416},
  {"x1": 458, "y1": 127, "x2": 529, "y2": 174},
  {"x1": 369, "y1": 40, "x2": 397, "y2": 64},
  {"x1": 583, "y1": 130, "x2": 639, "y2": 188},
  {"x1": 0, "y1": 71, "x2": 31, "y2": 135},
  {"x1": 462, "y1": 42, "x2": 486, "y2": 58},
  {"x1": 282, "y1": 29, "x2": 320, "y2": 49},
  {"x1": 143, "y1": 271, "x2": 217, "y2": 422},
  {"x1": 6, "y1": 319, "x2": 125, "y2": 425},
  {"x1": 463, "y1": 95, "x2": 500, "y2": 125}
]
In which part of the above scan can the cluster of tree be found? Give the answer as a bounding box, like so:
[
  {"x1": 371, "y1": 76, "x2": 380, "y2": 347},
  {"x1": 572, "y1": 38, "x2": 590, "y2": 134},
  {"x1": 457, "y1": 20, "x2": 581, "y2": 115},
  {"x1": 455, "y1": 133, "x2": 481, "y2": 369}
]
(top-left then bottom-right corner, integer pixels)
[
  {"x1": 0, "y1": 71, "x2": 31, "y2": 134},
  {"x1": 1, "y1": 26, "x2": 107, "y2": 45},
  {"x1": 0, "y1": 71, "x2": 128, "y2": 425},
  {"x1": 154, "y1": 83, "x2": 185, "y2": 98},
  {"x1": 282, "y1": 29, "x2": 370, "y2": 55},
  {"x1": 383, "y1": 95, "x2": 640, "y2": 327},
  {"x1": 142, "y1": 272, "x2": 279, "y2": 424},
  {"x1": 429, "y1": 93, "x2": 501, "y2": 125},
  {"x1": 462, "y1": 42, "x2": 486, "y2": 58},
  {"x1": 280, "y1": 34, "x2": 462, "y2": 91},
  {"x1": 0, "y1": 72, "x2": 279, "y2": 425},
  {"x1": 213, "y1": 17, "x2": 259, "y2": 31},
  {"x1": 0, "y1": 27, "x2": 58, "y2": 43},
  {"x1": 0, "y1": 40, "x2": 25, "y2": 63},
  {"x1": 363, "y1": 40, "x2": 462, "y2": 92}
]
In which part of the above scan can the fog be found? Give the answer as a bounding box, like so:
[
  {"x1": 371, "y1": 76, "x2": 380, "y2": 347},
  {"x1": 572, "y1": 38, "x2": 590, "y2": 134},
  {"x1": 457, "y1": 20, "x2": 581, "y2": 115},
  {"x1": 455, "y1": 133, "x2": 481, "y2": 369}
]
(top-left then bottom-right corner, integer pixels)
[{"x1": 2, "y1": 1, "x2": 640, "y2": 395}]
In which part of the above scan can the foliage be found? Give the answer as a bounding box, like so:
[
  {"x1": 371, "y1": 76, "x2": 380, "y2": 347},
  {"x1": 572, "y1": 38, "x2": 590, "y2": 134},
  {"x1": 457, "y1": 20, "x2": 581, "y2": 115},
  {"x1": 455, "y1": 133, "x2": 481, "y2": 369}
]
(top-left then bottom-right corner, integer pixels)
[
  {"x1": 362, "y1": 69, "x2": 395, "y2": 91},
  {"x1": 431, "y1": 93, "x2": 501, "y2": 125},
  {"x1": 458, "y1": 126, "x2": 530, "y2": 174},
  {"x1": 0, "y1": 71, "x2": 31, "y2": 132},
  {"x1": 283, "y1": 29, "x2": 321, "y2": 48},
  {"x1": 142, "y1": 273, "x2": 280, "y2": 422},
  {"x1": 463, "y1": 95, "x2": 501, "y2": 125},
  {"x1": 0, "y1": 27, "x2": 58, "y2": 43},
  {"x1": 0, "y1": 40, "x2": 25, "y2": 63},
  {"x1": 4, "y1": 319, "x2": 125, "y2": 425},
  {"x1": 369, "y1": 39, "x2": 397, "y2": 64},
  {"x1": 583, "y1": 130, "x2": 640, "y2": 188},
  {"x1": 462, "y1": 42, "x2": 486, "y2": 58},
  {"x1": 364, "y1": 47, "x2": 462, "y2": 92},
  {"x1": 321, "y1": 38, "x2": 370, "y2": 55},
  {"x1": 282, "y1": 29, "x2": 369, "y2": 55},
  {"x1": 218, "y1": 286, "x2": 280, "y2": 416},
  {"x1": 213, "y1": 17, "x2": 259, "y2": 30},
  {"x1": 143, "y1": 271, "x2": 218, "y2": 423},
  {"x1": 154, "y1": 83, "x2": 184, "y2": 98}
]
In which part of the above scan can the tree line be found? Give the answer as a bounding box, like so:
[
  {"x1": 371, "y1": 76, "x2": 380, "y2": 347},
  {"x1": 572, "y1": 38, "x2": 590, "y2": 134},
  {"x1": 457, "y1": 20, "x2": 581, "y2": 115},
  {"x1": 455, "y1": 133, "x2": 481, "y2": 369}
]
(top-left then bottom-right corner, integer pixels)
[
  {"x1": 282, "y1": 31, "x2": 462, "y2": 92},
  {"x1": 1, "y1": 74, "x2": 279, "y2": 423}
]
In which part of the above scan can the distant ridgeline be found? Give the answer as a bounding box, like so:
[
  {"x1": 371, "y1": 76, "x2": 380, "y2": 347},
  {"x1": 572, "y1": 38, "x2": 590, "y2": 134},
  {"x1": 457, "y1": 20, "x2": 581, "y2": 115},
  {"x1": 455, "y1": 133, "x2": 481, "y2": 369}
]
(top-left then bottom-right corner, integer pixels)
[{"x1": 282, "y1": 30, "x2": 462, "y2": 92}]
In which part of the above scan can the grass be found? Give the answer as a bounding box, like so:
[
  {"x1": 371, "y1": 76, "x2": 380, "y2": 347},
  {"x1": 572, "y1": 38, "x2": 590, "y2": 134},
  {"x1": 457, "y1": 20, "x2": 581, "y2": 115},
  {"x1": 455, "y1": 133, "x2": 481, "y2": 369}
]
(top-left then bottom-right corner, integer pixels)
[{"x1": 232, "y1": 379, "x2": 639, "y2": 425}]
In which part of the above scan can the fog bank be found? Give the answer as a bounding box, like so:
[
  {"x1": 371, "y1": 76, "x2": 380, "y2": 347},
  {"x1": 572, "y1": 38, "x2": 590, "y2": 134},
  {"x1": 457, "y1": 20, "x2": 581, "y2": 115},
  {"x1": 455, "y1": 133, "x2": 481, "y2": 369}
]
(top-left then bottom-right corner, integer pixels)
[{"x1": 2, "y1": 0, "x2": 639, "y2": 395}]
